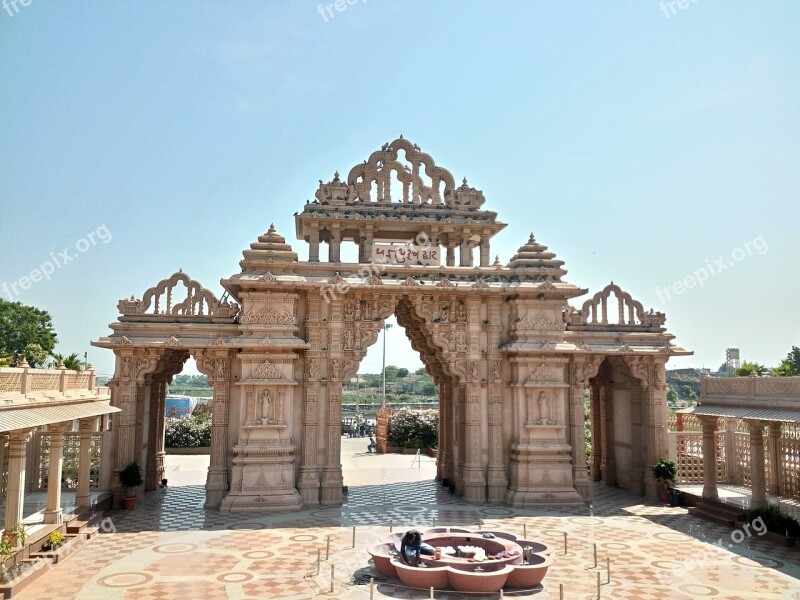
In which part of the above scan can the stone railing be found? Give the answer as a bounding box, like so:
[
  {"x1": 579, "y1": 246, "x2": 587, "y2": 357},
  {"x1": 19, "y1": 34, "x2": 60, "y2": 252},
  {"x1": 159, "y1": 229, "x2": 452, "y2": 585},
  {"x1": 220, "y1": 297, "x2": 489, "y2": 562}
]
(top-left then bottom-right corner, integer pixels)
[
  {"x1": 701, "y1": 375, "x2": 800, "y2": 399},
  {"x1": 0, "y1": 364, "x2": 96, "y2": 397}
]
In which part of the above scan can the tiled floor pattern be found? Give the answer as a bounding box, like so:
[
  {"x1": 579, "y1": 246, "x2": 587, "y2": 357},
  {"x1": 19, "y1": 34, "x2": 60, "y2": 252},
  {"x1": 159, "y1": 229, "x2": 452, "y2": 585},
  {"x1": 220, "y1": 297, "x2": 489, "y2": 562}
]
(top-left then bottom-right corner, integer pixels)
[{"x1": 15, "y1": 439, "x2": 800, "y2": 599}]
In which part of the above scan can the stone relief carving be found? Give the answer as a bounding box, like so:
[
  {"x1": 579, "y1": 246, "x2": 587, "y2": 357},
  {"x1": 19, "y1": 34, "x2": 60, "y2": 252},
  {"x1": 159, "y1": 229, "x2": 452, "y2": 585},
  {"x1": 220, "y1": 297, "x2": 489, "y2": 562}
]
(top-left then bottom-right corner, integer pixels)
[{"x1": 252, "y1": 360, "x2": 282, "y2": 380}]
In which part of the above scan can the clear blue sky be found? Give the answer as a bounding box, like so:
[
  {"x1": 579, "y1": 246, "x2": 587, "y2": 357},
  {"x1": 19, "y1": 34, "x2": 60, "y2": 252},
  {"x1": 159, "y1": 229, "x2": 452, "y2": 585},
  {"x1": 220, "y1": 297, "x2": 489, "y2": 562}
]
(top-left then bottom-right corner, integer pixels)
[{"x1": 1, "y1": 1, "x2": 798, "y2": 378}]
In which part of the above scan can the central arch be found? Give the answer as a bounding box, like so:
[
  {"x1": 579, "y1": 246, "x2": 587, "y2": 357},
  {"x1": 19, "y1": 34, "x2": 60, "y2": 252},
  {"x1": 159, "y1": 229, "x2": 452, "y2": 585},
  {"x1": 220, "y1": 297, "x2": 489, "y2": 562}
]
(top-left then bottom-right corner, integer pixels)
[{"x1": 94, "y1": 137, "x2": 690, "y2": 512}]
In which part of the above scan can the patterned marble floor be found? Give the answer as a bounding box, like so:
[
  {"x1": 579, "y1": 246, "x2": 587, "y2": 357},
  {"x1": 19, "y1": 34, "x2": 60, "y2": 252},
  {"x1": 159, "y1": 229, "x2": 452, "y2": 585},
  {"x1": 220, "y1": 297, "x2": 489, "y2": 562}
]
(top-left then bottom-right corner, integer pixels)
[{"x1": 15, "y1": 439, "x2": 800, "y2": 599}]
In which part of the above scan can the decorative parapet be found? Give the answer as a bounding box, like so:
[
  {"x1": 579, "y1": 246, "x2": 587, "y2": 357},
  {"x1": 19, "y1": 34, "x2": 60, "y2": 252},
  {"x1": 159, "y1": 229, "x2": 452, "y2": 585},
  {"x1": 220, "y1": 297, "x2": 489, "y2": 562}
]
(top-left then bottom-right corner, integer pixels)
[
  {"x1": 0, "y1": 365, "x2": 103, "y2": 404},
  {"x1": 568, "y1": 283, "x2": 665, "y2": 329},
  {"x1": 701, "y1": 375, "x2": 800, "y2": 399},
  {"x1": 117, "y1": 270, "x2": 239, "y2": 318}
]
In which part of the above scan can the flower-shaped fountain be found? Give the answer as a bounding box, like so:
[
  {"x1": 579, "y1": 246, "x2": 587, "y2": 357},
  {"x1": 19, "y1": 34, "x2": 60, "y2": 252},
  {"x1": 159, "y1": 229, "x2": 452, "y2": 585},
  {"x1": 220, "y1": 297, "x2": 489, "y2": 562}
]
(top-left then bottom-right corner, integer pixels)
[{"x1": 366, "y1": 527, "x2": 554, "y2": 593}]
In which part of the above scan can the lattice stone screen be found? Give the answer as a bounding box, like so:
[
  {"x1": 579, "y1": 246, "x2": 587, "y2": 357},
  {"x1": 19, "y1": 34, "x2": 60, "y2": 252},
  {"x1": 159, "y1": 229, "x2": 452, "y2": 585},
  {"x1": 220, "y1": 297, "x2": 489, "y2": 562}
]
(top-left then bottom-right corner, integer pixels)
[
  {"x1": 734, "y1": 432, "x2": 752, "y2": 488},
  {"x1": 34, "y1": 431, "x2": 103, "y2": 491}
]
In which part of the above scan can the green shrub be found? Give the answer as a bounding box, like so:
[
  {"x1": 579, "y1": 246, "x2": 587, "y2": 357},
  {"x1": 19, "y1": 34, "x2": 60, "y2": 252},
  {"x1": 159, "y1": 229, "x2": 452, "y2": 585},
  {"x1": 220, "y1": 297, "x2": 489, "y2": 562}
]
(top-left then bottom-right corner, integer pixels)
[
  {"x1": 388, "y1": 409, "x2": 438, "y2": 449},
  {"x1": 747, "y1": 506, "x2": 800, "y2": 538},
  {"x1": 165, "y1": 412, "x2": 211, "y2": 447}
]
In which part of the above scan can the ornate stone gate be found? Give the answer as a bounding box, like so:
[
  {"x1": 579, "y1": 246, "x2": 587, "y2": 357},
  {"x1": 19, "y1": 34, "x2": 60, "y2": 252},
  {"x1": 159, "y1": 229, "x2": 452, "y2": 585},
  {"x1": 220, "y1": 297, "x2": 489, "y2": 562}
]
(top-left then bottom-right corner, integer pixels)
[{"x1": 94, "y1": 137, "x2": 689, "y2": 511}]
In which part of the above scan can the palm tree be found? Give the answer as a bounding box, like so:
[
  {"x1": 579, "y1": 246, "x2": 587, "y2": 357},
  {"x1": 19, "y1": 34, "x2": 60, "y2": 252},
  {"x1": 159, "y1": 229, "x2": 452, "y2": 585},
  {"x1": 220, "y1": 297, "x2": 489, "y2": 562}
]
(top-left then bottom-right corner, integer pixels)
[{"x1": 49, "y1": 352, "x2": 85, "y2": 371}]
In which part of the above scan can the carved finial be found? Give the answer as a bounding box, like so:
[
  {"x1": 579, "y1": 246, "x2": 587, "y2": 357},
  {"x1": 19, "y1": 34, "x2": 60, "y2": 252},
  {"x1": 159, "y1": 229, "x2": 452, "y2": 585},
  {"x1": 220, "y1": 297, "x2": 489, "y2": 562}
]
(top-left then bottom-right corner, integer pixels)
[
  {"x1": 333, "y1": 171, "x2": 340, "y2": 180},
  {"x1": 493, "y1": 255, "x2": 501, "y2": 266},
  {"x1": 413, "y1": 143, "x2": 420, "y2": 151},
  {"x1": 399, "y1": 134, "x2": 403, "y2": 139},
  {"x1": 610, "y1": 280, "x2": 614, "y2": 285},
  {"x1": 462, "y1": 177, "x2": 468, "y2": 186},
  {"x1": 178, "y1": 268, "x2": 183, "y2": 273},
  {"x1": 528, "y1": 233, "x2": 535, "y2": 243},
  {"x1": 268, "y1": 223, "x2": 276, "y2": 234}
]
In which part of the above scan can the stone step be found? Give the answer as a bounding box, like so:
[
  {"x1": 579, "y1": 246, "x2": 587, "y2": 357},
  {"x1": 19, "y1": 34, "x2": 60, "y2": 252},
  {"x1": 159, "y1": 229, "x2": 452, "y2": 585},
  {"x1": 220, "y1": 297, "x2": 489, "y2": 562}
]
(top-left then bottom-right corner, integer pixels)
[{"x1": 66, "y1": 509, "x2": 106, "y2": 535}]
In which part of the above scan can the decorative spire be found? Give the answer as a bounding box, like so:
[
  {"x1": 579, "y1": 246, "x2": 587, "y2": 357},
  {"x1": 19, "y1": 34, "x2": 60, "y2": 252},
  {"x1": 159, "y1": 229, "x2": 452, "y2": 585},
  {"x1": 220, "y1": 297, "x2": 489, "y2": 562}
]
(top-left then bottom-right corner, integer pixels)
[{"x1": 506, "y1": 233, "x2": 566, "y2": 281}]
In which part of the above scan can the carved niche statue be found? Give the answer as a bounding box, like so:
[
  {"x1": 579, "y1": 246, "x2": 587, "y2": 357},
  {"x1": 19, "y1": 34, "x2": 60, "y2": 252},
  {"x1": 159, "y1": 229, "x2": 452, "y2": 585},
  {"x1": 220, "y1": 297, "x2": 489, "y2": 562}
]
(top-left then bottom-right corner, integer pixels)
[{"x1": 260, "y1": 389, "x2": 273, "y2": 424}]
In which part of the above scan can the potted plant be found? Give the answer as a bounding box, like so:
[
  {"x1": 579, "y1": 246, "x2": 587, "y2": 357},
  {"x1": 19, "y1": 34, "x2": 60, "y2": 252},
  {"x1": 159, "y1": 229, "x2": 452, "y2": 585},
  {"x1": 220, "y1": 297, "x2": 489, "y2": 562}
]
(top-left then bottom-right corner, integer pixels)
[
  {"x1": 41, "y1": 531, "x2": 64, "y2": 553},
  {"x1": 652, "y1": 457, "x2": 677, "y2": 503},
  {"x1": 119, "y1": 462, "x2": 144, "y2": 510}
]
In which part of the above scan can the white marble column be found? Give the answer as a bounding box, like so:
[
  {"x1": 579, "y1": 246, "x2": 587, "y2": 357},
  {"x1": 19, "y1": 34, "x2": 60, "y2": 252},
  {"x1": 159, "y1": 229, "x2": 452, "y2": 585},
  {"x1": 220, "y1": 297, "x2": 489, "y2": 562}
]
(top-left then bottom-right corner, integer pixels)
[
  {"x1": 700, "y1": 416, "x2": 718, "y2": 500},
  {"x1": 5, "y1": 429, "x2": 34, "y2": 530},
  {"x1": 75, "y1": 417, "x2": 97, "y2": 509},
  {"x1": 43, "y1": 424, "x2": 66, "y2": 524}
]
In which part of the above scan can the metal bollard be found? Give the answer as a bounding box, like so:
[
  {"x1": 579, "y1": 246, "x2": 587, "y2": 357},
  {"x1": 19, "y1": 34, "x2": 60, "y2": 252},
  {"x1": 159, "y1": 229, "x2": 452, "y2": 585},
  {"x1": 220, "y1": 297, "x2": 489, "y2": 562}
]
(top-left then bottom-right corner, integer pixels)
[
  {"x1": 370, "y1": 577, "x2": 374, "y2": 599},
  {"x1": 606, "y1": 557, "x2": 611, "y2": 584},
  {"x1": 330, "y1": 564, "x2": 335, "y2": 593},
  {"x1": 564, "y1": 531, "x2": 568, "y2": 555},
  {"x1": 390, "y1": 519, "x2": 393, "y2": 533},
  {"x1": 429, "y1": 586, "x2": 434, "y2": 599},
  {"x1": 597, "y1": 571, "x2": 601, "y2": 598},
  {"x1": 559, "y1": 583, "x2": 563, "y2": 599},
  {"x1": 593, "y1": 542, "x2": 597, "y2": 568},
  {"x1": 326, "y1": 535, "x2": 331, "y2": 561},
  {"x1": 523, "y1": 523, "x2": 527, "y2": 538},
  {"x1": 352, "y1": 526, "x2": 356, "y2": 549}
]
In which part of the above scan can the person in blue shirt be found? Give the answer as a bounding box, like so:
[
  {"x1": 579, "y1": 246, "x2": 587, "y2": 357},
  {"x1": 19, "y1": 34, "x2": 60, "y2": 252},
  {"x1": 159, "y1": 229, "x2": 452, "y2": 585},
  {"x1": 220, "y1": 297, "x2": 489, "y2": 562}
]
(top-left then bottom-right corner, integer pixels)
[{"x1": 400, "y1": 529, "x2": 435, "y2": 565}]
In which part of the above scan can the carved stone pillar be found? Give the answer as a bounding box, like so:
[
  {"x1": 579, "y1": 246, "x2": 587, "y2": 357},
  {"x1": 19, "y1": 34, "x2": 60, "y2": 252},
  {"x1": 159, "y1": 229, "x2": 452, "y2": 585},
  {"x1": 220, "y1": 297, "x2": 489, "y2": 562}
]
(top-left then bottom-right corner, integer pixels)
[
  {"x1": 298, "y1": 382, "x2": 321, "y2": 505},
  {"x1": 590, "y1": 383, "x2": 602, "y2": 481},
  {"x1": 363, "y1": 232, "x2": 373, "y2": 262},
  {"x1": 699, "y1": 416, "x2": 718, "y2": 500},
  {"x1": 767, "y1": 422, "x2": 781, "y2": 496},
  {"x1": 321, "y1": 382, "x2": 344, "y2": 505},
  {"x1": 309, "y1": 228, "x2": 320, "y2": 262},
  {"x1": 329, "y1": 230, "x2": 341, "y2": 263},
  {"x1": 4, "y1": 429, "x2": 33, "y2": 531},
  {"x1": 446, "y1": 243, "x2": 456, "y2": 267},
  {"x1": 459, "y1": 236, "x2": 472, "y2": 267},
  {"x1": 748, "y1": 420, "x2": 767, "y2": 508},
  {"x1": 145, "y1": 377, "x2": 161, "y2": 491},
  {"x1": 629, "y1": 382, "x2": 645, "y2": 495},
  {"x1": 570, "y1": 357, "x2": 600, "y2": 501},
  {"x1": 75, "y1": 417, "x2": 97, "y2": 509},
  {"x1": 42, "y1": 424, "x2": 66, "y2": 523},
  {"x1": 154, "y1": 378, "x2": 168, "y2": 487},
  {"x1": 602, "y1": 383, "x2": 616, "y2": 485},
  {"x1": 196, "y1": 352, "x2": 232, "y2": 509},
  {"x1": 462, "y1": 382, "x2": 486, "y2": 502},
  {"x1": 479, "y1": 235, "x2": 490, "y2": 267}
]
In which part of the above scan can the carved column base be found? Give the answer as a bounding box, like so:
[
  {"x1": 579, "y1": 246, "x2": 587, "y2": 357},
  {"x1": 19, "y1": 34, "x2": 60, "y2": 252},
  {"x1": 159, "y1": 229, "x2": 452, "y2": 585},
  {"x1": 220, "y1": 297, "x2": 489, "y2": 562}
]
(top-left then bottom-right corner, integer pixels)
[
  {"x1": 506, "y1": 441, "x2": 583, "y2": 507},
  {"x1": 320, "y1": 466, "x2": 343, "y2": 505},
  {"x1": 42, "y1": 508, "x2": 63, "y2": 524},
  {"x1": 487, "y1": 466, "x2": 508, "y2": 503},
  {"x1": 297, "y1": 467, "x2": 321, "y2": 506},
  {"x1": 462, "y1": 466, "x2": 487, "y2": 502},
  {"x1": 204, "y1": 468, "x2": 229, "y2": 509},
  {"x1": 573, "y1": 467, "x2": 591, "y2": 501},
  {"x1": 219, "y1": 434, "x2": 302, "y2": 513}
]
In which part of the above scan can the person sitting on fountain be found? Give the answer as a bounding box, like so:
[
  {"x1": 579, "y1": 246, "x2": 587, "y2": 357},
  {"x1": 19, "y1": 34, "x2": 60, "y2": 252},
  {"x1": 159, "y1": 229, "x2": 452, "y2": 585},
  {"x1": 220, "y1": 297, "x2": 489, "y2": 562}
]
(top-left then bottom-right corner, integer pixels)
[{"x1": 400, "y1": 529, "x2": 435, "y2": 565}]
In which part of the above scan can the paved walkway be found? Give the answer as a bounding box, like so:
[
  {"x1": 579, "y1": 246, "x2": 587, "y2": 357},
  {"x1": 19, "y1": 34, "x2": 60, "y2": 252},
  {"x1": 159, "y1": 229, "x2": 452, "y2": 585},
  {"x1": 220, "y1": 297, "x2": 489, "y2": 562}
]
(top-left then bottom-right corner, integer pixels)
[{"x1": 16, "y1": 439, "x2": 800, "y2": 599}]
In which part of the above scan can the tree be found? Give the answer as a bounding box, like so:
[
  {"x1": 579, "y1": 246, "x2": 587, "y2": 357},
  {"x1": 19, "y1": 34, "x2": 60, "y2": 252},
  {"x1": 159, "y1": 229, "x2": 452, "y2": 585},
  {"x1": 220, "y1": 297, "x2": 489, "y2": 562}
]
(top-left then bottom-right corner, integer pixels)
[
  {"x1": 414, "y1": 367, "x2": 427, "y2": 376},
  {"x1": 49, "y1": 352, "x2": 85, "y2": 371},
  {"x1": 667, "y1": 387, "x2": 679, "y2": 403},
  {"x1": 420, "y1": 382, "x2": 437, "y2": 396},
  {"x1": 396, "y1": 367, "x2": 409, "y2": 378},
  {"x1": 680, "y1": 385, "x2": 697, "y2": 400},
  {"x1": 384, "y1": 365, "x2": 399, "y2": 380},
  {"x1": 0, "y1": 300, "x2": 57, "y2": 366},
  {"x1": 735, "y1": 361, "x2": 768, "y2": 377},
  {"x1": 773, "y1": 346, "x2": 800, "y2": 377}
]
